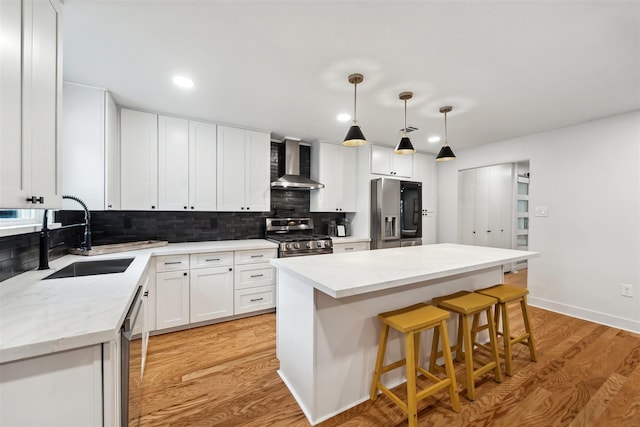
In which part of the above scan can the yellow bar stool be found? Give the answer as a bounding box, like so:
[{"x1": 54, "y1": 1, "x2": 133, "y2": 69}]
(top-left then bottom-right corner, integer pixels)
[
  {"x1": 430, "y1": 291, "x2": 503, "y2": 401},
  {"x1": 475, "y1": 284, "x2": 537, "y2": 376},
  {"x1": 370, "y1": 303, "x2": 461, "y2": 427}
]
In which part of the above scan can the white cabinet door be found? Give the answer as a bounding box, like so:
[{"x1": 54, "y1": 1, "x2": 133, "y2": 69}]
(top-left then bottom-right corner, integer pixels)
[
  {"x1": 156, "y1": 270, "x2": 190, "y2": 330},
  {"x1": 120, "y1": 109, "x2": 158, "y2": 210},
  {"x1": 310, "y1": 142, "x2": 357, "y2": 212},
  {"x1": 370, "y1": 145, "x2": 413, "y2": 178},
  {"x1": 0, "y1": 345, "x2": 103, "y2": 427},
  {"x1": 23, "y1": 0, "x2": 61, "y2": 208},
  {"x1": 61, "y1": 83, "x2": 106, "y2": 211},
  {"x1": 190, "y1": 266, "x2": 234, "y2": 323},
  {"x1": 105, "y1": 92, "x2": 120, "y2": 209},
  {"x1": 158, "y1": 115, "x2": 189, "y2": 210},
  {"x1": 245, "y1": 130, "x2": 271, "y2": 211},
  {"x1": 457, "y1": 168, "x2": 476, "y2": 245},
  {"x1": 393, "y1": 153, "x2": 413, "y2": 178},
  {"x1": 488, "y1": 163, "x2": 514, "y2": 249},
  {"x1": 216, "y1": 126, "x2": 246, "y2": 211},
  {"x1": 0, "y1": 0, "x2": 62, "y2": 209},
  {"x1": 0, "y1": 0, "x2": 27, "y2": 207},
  {"x1": 189, "y1": 120, "x2": 217, "y2": 211},
  {"x1": 217, "y1": 126, "x2": 270, "y2": 211}
]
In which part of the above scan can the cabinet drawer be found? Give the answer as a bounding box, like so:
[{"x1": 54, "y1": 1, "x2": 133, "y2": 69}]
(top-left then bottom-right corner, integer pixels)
[
  {"x1": 234, "y1": 262, "x2": 275, "y2": 290},
  {"x1": 235, "y1": 249, "x2": 277, "y2": 265},
  {"x1": 333, "y1": 242, "x2": 369, "y2": 253},
  {"x1": 190, "y1": 251, "x2": 234, "y2": 269},
  {"x1": 234, "y1": 285, "x2": 275, "y2": 314},
  {"x1": 156, "y1": 255, "x2": 190, "y2": 272}
]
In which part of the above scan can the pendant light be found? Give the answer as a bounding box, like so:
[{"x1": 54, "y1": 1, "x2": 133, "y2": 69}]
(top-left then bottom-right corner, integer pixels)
[
  {"x1": 394, "y1": 92, "x2": 416, "y2": 154},
  {"x1": 436, "y1": 106, "x2": 456, "y2": 161},
  {"x1": 343, "y1": 73, "x2": 367, "y2": 146}
]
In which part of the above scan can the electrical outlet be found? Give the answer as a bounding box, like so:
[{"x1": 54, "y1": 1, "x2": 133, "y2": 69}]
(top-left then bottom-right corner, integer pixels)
[{"x1": 620, "y1": 284, "x2": 633, "y2": 298}]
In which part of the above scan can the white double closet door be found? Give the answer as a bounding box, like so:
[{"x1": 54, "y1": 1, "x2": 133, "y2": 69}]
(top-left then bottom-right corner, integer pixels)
[{"x1": 458, "y1": 163, "x2": 514, "y2": 250}]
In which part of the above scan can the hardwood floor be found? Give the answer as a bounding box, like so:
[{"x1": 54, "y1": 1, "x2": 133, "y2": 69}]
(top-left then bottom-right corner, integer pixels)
[{"x1": 132, "y1": 270, "x2": 640, "y2": 426}]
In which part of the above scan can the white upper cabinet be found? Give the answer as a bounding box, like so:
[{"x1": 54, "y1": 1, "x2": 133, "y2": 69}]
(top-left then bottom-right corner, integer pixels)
[
  {"x1": 370, "y1": 145, "x2": 413, "y2": 178},
  {"x1": 61, "y1": 83, "x2": 119, "y2": 210},
  {"x1": 217, "y1": 126, "x2": 270, "y2": 212},
  {"x1": 310, "y1": 142, "x2": 357, "y2": 212},
  {"x1": 0, "y1": 0, "x2": 62, "y2": 209},
  {"x1": 188, "y1": 120, "x2": 217, "y2": 211},
  {"x1": 158, "y1": 116, "x2": 189, "y2": 210},
  {"x1": 120, "y1": 109, "x2": 159, "y2": 210}
]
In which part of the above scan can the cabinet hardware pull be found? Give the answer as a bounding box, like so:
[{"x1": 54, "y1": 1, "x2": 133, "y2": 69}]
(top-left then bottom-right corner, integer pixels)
[
  {"x1": 183, "y1": 272, "x2": 188, "y2": 276},
  {"x1": 250, "y1": 255, "x2": 264, "y2": 258},
  {"x1": 250, "y1": 297, "x2": 264, "y2": 302},
  {"x1": 487, "y1": 230, "x2": 491, "y2": 233},
  {"x1": 143, "y1": 291, "x2": 149, "y2": 297},
  {"x1": 26, "y1": 196, "x2": 44, "y2": 204},
  {"x1": 164, "y1": 261, "x2": 183, "y2": 265},
  {"x1": 345, "y1": 247, "x2": 354, "y2": 251},
  {"x1": 206, "y1": 258, "x2": 221, "y2": 262},
  {"x1": 250, "y1": 274, "x2": 264, "y2": 278}
]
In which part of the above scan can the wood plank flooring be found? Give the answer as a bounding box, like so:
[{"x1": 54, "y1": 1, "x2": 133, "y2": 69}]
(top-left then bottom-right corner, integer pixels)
[{"x1": 132, "y1": 270, "x2": 640, "y2": 426}]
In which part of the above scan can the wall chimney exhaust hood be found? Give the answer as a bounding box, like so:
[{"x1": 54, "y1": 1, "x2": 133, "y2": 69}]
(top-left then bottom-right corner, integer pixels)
[{"x1": 271, "y1": 138, "x2": 325, "y2": 190}]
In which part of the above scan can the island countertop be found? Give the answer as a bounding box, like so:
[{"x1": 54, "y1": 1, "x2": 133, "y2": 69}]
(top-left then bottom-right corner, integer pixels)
[{"x1": 271, "y1": 243, "x2": 539, "y2": 298}]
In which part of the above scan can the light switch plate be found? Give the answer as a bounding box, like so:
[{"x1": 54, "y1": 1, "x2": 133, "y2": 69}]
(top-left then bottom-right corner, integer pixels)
[{"x1": 535, "y1": 206, "x2": 548, "y2": 217}]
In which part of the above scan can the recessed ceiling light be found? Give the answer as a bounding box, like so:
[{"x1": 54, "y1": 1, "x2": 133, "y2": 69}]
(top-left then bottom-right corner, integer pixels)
[
  {"x1": 427, "y1": 135, "x2": 441, "y2": 143},
  {"x1": 337, "y1": 113, "x2": 351, "y2": 122},
  {"x1": 173, "y1": 75, "x2": 194, "y2": 89}
]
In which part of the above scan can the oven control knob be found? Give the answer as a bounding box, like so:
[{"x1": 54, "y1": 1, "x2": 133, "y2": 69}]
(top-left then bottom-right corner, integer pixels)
[
  {"x1": 293, "y1": 243, "x2": 300, "y2": 249},
  {"x1": 325, "y1": 241, "x2": 331, "y2": 248},
  {"x1": 285, "y1": 243, "x2": 291, "y2": 250},
  {"x1": 316, "y1": 241, "x2": 322, "y2": 248},
  {"x1": 306, "y1": 242, "x2": 311, "y2": 248}
]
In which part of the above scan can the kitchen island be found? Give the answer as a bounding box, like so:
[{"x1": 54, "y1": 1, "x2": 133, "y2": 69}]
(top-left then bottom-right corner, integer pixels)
[{"x1": 271, "y1": 243, "x2": 538, "y2": 425}]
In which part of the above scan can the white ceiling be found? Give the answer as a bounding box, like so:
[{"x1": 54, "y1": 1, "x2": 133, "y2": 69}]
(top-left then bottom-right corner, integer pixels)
[{"x1": 63, "y1": 0, "x2": 640, "y2": 155}]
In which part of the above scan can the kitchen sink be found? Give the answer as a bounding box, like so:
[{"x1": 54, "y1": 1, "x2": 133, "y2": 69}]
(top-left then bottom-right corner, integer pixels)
[{"x1": 43, "y1": 258, "x2": 135, "y2": 280}]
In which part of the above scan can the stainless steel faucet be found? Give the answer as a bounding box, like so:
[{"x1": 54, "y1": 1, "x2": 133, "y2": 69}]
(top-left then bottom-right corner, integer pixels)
[{"x1": 38, "y1": 195, "x2": 92, "y2": 270}]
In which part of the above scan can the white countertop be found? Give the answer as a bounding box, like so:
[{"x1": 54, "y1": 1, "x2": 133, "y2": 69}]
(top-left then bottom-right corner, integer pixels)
[
  {"x1": 0, "y1": 239, "x2": 277, "y2": 364},
  {"x1": 271, "y1": 243, "x2": 539, "y2": 299}
]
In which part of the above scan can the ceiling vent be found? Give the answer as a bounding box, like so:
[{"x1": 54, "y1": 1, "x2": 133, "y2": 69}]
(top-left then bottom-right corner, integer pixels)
[{"x1": 398, "y1": 126, "x2": 419, "y2": 133}]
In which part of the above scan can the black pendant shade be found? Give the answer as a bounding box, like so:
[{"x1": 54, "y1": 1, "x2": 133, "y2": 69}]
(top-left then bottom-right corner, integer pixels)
[
  {"x1": 436, "y1": 144, "x2": 456, "y2": 161},
  {"x1": 435, "y1": 105, "x2": 456, "y2": 162},
  {"x1": 343, "y1": 123, "x2": 367, "y2": 146},
  {"x1": 394, "y1": 136, "x2": 415, "y2": 154},
  {"x1": 394, "y1": 91, "x2": 416, "y2": 154}
]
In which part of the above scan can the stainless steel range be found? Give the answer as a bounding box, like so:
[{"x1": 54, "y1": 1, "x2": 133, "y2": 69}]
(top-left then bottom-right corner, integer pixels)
[{"x1": 265, "y1": 217, "x2": 333, "y2": 257}]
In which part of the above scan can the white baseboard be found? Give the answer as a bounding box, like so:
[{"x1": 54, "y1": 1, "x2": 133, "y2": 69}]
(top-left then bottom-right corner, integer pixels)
[{"x1": 528, "y1": 296, "x2": 640, "y2": 334}]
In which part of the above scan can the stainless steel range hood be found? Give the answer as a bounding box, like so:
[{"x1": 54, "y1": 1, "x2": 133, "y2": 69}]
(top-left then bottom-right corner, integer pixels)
[{"x1": 271, "y1": 138, "x2": 325, "y2": 190}]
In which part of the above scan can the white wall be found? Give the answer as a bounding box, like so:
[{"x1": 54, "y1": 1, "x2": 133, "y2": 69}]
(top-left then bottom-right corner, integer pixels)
[{"x1": 437, "y1": 111, "x2": 640, "y2": 332}]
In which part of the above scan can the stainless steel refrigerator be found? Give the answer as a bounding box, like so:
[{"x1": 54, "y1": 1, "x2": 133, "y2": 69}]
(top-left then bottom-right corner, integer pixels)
[{"x1": 370, "y1": 178, "x2": 422, "y2": 249}]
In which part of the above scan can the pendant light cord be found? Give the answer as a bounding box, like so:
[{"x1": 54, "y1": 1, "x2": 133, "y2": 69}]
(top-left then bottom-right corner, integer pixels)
[
  {"x1": 353, "y1": 82, "x2": 358, "y2": 123},
  {"x1": 444, "y1": 110, "x2": 448, "y2": 146},
  {"x1": 403, "y1": 99, "x2": 408, "y2": 135}
]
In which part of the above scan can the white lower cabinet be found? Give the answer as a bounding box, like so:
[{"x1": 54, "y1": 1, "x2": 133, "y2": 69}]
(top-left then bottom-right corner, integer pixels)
[
  {"x1": 332, "y1": 241, "x2": 370, "y2": 253},
  {"x1": 190, "y1": 266, "x2": 234, "y2": 323},
  {"x1": 235, "y1": 285, "x2": 276, "y2": 314},
  {"x1": 153, "y1": 248, "x2": 277, "y2": 333},
  {"x1": 156, "y1": 269, "x2": 190, "y2": 330},
  {"x1": 0, "y1": 345, "x2": 103, "y2": 427}
]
